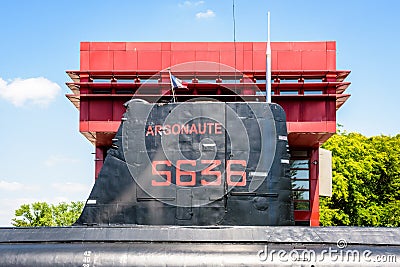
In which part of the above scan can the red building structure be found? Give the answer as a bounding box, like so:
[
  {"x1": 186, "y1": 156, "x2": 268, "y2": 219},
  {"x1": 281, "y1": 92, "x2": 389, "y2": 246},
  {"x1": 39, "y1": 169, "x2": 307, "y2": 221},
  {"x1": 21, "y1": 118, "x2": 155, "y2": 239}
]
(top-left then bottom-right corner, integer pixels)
[{"x1": 66, "y1": 41, "x2": 350, "y2": 226}]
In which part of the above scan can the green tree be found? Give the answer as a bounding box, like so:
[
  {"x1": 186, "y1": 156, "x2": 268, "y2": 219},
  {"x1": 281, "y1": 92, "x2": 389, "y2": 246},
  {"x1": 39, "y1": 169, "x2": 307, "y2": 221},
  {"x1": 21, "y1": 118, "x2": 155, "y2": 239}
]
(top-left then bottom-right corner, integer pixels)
[
  {"x1": 320, "y1": 131, "x2": 400, "y2": 226},
  {"x1": 12, "y1": 201, "x2": 84, "y2": 227}
]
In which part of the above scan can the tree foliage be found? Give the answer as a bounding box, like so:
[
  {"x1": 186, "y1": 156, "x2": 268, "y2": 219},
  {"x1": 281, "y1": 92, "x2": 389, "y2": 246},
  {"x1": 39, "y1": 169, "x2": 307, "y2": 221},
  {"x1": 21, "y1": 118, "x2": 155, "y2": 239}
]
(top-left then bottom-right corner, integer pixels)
[
  {"x1": 12, "y1": 201, "x2": 84, "y2": 227},
  {"x1": 320, "y1": 131, "x2": 400, "y2": 226}
]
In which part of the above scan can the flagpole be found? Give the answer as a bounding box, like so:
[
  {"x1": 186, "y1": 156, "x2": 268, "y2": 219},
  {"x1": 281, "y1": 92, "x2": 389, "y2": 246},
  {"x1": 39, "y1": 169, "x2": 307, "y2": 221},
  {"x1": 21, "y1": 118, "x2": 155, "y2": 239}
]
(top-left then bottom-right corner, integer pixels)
[
  {"x1": 168, "y1": 69, "x2": 176, "y2": 103},
  {"x1": 266, "y1": 11, "x2": 272, "y2": 103}
]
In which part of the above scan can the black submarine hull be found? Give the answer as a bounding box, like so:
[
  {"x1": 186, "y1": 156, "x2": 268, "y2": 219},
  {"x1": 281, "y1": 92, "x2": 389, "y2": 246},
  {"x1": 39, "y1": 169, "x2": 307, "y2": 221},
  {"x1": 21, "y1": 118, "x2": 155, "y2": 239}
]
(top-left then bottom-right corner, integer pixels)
[
  {"x1": 0, "y1": 226, "x2": 399, "y2": 266},
  {"x1": 75, "y1": 101, "x2": 294, "y2": 227}
]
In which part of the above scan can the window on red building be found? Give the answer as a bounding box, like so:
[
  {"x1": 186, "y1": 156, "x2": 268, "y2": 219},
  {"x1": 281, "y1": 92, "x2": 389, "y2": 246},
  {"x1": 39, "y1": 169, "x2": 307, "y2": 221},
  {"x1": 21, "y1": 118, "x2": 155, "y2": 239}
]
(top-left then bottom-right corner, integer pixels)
[{"x1": 290, "y1": 150, "x2": 310, "y2": 211}]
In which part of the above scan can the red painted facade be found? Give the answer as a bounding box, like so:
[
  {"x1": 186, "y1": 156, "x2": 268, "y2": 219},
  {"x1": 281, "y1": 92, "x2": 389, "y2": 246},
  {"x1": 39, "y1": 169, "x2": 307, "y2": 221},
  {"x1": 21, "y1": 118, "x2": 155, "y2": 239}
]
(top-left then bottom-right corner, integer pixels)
[{"x1": 66, "y1": 41, "x2": 350, "y2": 226}]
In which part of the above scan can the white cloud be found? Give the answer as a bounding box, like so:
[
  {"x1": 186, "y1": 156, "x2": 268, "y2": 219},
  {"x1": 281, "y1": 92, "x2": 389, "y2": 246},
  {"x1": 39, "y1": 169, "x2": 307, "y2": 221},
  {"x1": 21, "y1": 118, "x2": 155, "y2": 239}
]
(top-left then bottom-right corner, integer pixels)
[
  {"x1": 44, "y1": 155, "x2": 78, "y2": 167},
  {"x1": 51, "y1": 182, "x2": 89, "y2": 194},
  {"x1": 0, "y1": 180, "x2": 39, "y2": 192},
  {"x1": 196, "y1": 9, "x2": 216, "y2": 19},
  {"x1": 179, "y1": 1, "x2": 204, "y2": 8},
  {"x1": 0, "y1": 76, "x2": 61, "y2": 107},
  {"x1": 0, "y1": 181, "x2": 24, "y2": 191}
]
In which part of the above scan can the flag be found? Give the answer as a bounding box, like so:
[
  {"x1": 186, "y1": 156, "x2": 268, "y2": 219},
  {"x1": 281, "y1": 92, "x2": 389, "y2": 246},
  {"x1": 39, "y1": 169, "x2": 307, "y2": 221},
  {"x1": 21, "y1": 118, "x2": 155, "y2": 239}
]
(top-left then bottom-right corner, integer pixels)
[{"x1": 169, "y1": 71, "x2": 187, "y2": 89}]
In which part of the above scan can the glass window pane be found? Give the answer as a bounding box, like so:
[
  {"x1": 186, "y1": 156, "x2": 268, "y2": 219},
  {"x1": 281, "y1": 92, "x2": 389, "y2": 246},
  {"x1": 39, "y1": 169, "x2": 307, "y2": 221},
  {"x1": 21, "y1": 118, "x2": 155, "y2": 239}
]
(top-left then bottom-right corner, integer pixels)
[
  {"x1": 279, "y1": 79, "x2": 297, "y2": 83},
  {"x1": 290, "y1": 159, "x2": 309, "y2": 169},
  {"x1": 290, "y1": 150, "x2": 308, "y2": 157},
  {"x1": 293, "y1": 190, "x2": 309, "y2": 200},
  {"x1": 303, "y1": 90, "x2": 323, "y2": 95},
  {"x1": 294, "y1": 201, "x2": 310, "y2": 211},
  {"x1": 290, "y1": 169, "x2": 309, "y2": 179},
  {"x1": 292, "y1": 180, "x2": 309, "y2": 190},
  {"x1": 280, "y1": 90, "x2": 298, "y2": 95}
]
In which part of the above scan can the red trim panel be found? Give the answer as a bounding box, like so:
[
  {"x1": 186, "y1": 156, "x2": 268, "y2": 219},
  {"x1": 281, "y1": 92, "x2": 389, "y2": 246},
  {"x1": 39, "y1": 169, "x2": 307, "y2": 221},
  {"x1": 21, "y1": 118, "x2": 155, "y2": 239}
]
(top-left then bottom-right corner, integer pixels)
[
  {"x1": 80, "y1": 121, "x2": 121, "y2": 132},
  {"x1": 287, "y1": 121, "x2": 336, "y2": 133}
]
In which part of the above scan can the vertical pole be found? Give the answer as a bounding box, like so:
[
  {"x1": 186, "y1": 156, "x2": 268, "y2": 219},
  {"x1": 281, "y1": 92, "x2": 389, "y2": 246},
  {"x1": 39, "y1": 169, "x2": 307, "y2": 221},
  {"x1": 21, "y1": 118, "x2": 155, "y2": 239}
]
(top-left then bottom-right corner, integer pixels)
[
  {"x1": 168, "y1": 69, "x2": 176, "y2": 103},
  {"x1": 266, "y1": 11, "x2": 272, "y2": 103}
]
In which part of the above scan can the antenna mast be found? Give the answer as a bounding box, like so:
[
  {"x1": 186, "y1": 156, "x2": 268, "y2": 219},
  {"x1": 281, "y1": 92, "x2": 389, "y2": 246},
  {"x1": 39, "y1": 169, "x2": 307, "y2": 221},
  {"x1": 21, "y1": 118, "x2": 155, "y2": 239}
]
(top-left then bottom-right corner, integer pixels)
[{"x1": 266, "y1": 11, "x2": 272, "y2": 103}]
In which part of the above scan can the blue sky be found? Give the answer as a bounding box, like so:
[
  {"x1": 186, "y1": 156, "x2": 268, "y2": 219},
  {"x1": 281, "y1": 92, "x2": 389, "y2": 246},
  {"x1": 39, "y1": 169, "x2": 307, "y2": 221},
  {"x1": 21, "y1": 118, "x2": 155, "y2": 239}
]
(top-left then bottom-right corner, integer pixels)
[{"x1": 0, "y1": 0, "x2": 399, "y2": 226}]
